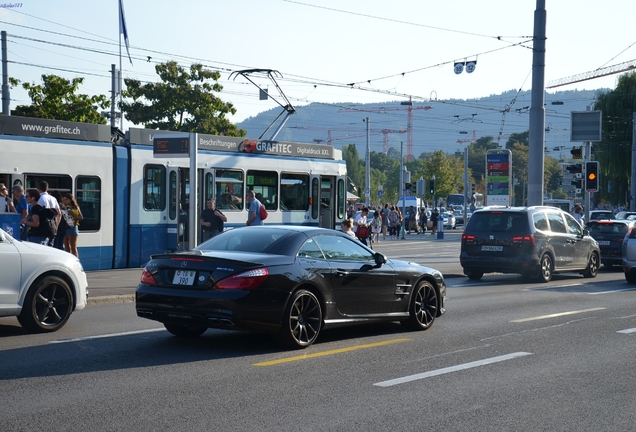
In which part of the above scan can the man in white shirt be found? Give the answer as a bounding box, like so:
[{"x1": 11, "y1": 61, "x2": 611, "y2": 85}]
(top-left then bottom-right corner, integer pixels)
[{"x1": 37, "y1": 181, "x2": 61, "y2": 246}]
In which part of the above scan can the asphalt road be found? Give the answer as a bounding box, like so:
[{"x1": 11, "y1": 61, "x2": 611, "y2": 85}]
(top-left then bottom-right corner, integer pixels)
[{"x1": 2, "y1": 268, "x2": 635, "y2": 431}]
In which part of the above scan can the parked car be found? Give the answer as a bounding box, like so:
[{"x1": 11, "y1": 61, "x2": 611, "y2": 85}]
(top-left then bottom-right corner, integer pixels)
[
  {"x1": 136, "y1": 226, "x2": 446, "y2": 348},
  {"x1": 622, "y1": 223, "x2": 636, "y2": 283},
  {"x1": 615, "y1": 211, "x2": 636, "y2": 220},
  {"x1": 585, "y1": 220, "x2": 633, "y2": 268},
  {"x1": 0, "y1": 228, "x2": 88, "y2": 332},
  {"x1": 588, "y1": 210, "x2": 614, "y2": 221},
  {"x1": 443, "y1": 212, "x2": 456, "y2": 229},
  {"x1": 453, "y1": 210, "x2": 465, "y2": 226},
  {"x1": 460, "y1": 206, "x2": 600, "y2": 282}
]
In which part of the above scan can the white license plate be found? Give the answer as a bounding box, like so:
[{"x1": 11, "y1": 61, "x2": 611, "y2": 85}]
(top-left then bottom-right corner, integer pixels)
[
  {"x1": 173, "y1": 270, "x2": 196, "y2": 285},
  {"x1": 597, "y1": 241, "x2": 610, "y2": 246},
  {"x1": 481, "y1": 245, "x2": 503, "y2": 251}
]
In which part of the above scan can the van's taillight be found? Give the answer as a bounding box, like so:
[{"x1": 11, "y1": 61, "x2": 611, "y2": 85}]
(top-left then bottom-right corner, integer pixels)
[
  {"x1": 140, "y1": 267, "x2": 158, "y2": 286},
  {"x1": 462, "y1": 233, "x2": 475, "y2": 244},
  {"x1": 214, "y1": 268, "x2": 269, "y2": 290},
  {"x1": 511, "y1": 234, "x2": 535, "y2": 244}
]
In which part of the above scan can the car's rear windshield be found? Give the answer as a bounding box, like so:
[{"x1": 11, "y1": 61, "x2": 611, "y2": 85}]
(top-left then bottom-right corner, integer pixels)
[
  {"x1": 195, "y1": 228, "x2": 294, "y2": 253},
  {"x1": 466, "y1": 212, "x2": 529, "y2": 233},
  {"x1": 586, "y1": 222, "x2": 630, "y2": 235}
]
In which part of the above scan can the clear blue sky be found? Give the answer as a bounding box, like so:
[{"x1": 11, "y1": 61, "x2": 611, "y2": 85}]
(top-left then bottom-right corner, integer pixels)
[{"x1": 3, "y1": 0, "x2": 635, "y2": 131}]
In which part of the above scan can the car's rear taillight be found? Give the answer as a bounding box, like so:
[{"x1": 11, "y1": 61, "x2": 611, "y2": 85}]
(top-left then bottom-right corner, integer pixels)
[
  {"x1": 140, "y1": 267, "x2": 158, "y2": 286},
  {"x1": 214, "y1": 268, "x2": 269, "y2": 290},
  {"x1": 511, "y1": 234, "x2": 536, "y2": 244},
  {"x1": 462, "y1": 233, "x2": 475, "y2": 244}
]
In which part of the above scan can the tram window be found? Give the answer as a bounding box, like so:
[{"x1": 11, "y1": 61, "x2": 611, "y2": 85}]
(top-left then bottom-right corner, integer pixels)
[
  {"x1": 143, "y1": 165, "x2": 166, "y2": 211},
  {"x1": 247, "y1": 170, "x2": 278, "y2": 211},
  {"x1": 337, "y1": 179, "x2": 345, "y2": 219},
  {"x1": 25, "y1": 175, "x2": 72, "y2": 195},
  {"x1": 215, "y1": 169, "x2": 244, "y2": 211},
  {"x1": 76, "y1": 176, "x2": 101, "y2": 231},
  {"x1": 203, "y1": 172, "x2": 214, "y2": 201},
  {"x1": 311, "y1": 178, "x2": 319, "y2": 219},
  {"x1": 283, "y1": 173, "x2": 309, "y2": 212}
]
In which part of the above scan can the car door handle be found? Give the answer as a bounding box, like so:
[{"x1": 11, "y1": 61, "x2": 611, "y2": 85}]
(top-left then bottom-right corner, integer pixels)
[{"x1": 336, "y1": 269, "x2": 349, "y2": 277}]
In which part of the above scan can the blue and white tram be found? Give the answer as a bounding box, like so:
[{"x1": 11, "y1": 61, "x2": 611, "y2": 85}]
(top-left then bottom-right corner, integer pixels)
[{"x1": 0, "y1": 117, "x2": 347, "y2": 270}]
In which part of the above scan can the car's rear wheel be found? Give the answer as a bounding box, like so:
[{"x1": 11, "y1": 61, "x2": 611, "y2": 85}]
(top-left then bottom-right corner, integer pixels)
[
  {"x1": 536, "y1": 254, "x2": 553, "y2": 282},
  {"x1": 465, "y1": 270, "x2": 483, "y2": 280},
  {"x1": 17, "y1": 276, "x2": 73, "y2": 333},
  {"x1": 402, "y1": 281, "x2": 437, "y2": 330},
  {"x1": 164, "y1": 323, "x2": 207, "y2": 337},
  {"x1": 625, "y1": 270, "x2": 636, "y2": 283},
  {"x1": 275, "y1": 289, "x2": 322, "y2": 349},
  {"x1": 583, "y1": 252, "x2": 599, "y2": 278}
]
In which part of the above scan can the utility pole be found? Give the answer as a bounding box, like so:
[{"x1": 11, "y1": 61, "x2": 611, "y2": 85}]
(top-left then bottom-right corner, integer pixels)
[
  {"x1": 400, "y1": 141, "x2": 406, "y2": 239},
  {"x1": 527, "y1": 0, "x2": 546, "y2": 206},
  {"x1": 631, "y1": 112, "x2": 636, "y2": 211},
  {"x1": 365, "y1": 117, "x2": 371, "y2": 207},
  {"x1": 1, "y1": 31, "x2": 9, "y2": 115},
  {"x1": 110, "y1": 64, "x2": 117, "y2": 128}
]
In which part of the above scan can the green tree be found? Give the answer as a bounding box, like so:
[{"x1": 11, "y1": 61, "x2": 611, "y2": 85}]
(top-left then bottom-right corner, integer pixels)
[
  {"x1": 593, "y1": 72, "x2": 636, "y2": 206},
  {"x1": 341, "y1": 144, "x2": 365, "y2": 199},
  {"x1": 10, "y1": 75, "x2": 109, "y2": 124},
  {"x1": 121, "y1": 61, "x2": 245, "y2": 136}
]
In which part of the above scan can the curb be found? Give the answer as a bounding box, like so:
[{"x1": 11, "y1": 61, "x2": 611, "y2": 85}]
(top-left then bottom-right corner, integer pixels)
[{"x1": 87, "y1": 294, "x2": 135, "y2": 305}]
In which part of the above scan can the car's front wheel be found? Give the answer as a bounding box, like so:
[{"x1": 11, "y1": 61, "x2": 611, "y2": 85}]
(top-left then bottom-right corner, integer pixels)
[
  {"x1": 275, "y1": 289, "x2": 322, "y2": 349},
  {"x1": 402, "y1": 281, "x2": 437, "y2": 330},
  {"x1": 583, "y1": 252, "x2": 599, "y2": 278},
  {"x1": 17, "y1": 276, "x2": 73, "y2": 333},
  {"x1": 164, "y1": 323, "x2": 207, "y2": 337}
]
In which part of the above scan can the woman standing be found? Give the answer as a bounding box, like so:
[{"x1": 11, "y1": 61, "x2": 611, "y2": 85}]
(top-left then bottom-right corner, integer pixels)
[{"x1": 62, "y1": 193, "x2": 83, "y2": 257}]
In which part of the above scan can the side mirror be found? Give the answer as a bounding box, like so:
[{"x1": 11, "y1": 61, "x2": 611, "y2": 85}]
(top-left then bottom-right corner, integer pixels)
[{"x1": 374, "y1": 252, "x2": 387, "y2": 267}]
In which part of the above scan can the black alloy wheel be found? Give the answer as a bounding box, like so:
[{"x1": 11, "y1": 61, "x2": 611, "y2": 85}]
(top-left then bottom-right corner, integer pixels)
[
  {"x1": 164, "y1": 323, "x2": 207, "y2": 337},
  {"x1": 17, "y1": 276, "x2": 73, "y2": 333},
  {"x1": 402, "y1": 281, "x2": 437, "y2": 330},
  {"x1": 276, "y1": 289, "x2": 322, "y2": 349}
]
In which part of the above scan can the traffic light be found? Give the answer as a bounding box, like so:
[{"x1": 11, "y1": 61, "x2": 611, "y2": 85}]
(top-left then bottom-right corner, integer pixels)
[
  {"x1": 429, "y1": 178, "x2": 435, "y2": 195},
  {"x1": 416, "y1": 178, "x2": 426, "y2": 196},
  {"x1": 585, "y1": 161, "x2": 599, "y2": 192},
  {"x1": 566, "y1": 164, "x2": 583, "y2": 175},
  {"x1": 570, "y1": 146, "x2": 582, "y2": 160},
  {"x1": 571, "y1": 179, "x2": 582, "y2": 189},
  {"x1": 405, "y1": 182, "x2": 412, "y2": 191}
]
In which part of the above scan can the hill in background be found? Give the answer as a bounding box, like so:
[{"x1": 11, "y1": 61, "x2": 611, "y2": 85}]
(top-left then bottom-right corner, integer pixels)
[{"x1": 237, "y1": 89, "x2": 602, "y2": 157}]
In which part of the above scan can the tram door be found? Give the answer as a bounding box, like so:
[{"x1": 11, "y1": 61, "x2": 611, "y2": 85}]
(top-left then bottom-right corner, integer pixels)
[
  {"x1": 167, "y1": 167, "x2": 190, "y2": 251},
  {"x1": 318, "y1": 176, "x2": 335, "y2": 229}
]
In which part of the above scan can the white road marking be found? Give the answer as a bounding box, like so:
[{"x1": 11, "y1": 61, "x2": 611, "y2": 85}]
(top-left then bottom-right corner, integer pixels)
[
  {"x1": 374, "y1": 352, "x2": 532, "y2": 387},
  {"x1": 617, "y1": 328, "x2": 636, "y2": 334},
  {"x1": 509, "y1": 307, "x2": 605, "y2": 323},
  {"x1": 588, "y1": 288, "x2": 636, "y2": 295},
  {"x1": 50, "y1": 328, "x2": 165, "y2": 344}
]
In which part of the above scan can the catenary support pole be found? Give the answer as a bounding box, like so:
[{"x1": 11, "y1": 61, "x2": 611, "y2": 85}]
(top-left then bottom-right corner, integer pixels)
[{"x1": 527, "y1": 0, "x2": 546, "y2": 206}]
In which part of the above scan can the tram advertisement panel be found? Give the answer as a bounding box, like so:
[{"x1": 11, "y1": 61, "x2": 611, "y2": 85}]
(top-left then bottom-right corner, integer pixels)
[
  {"x1": 486, "y1": 149, "x2": 512, "y2": 206},
  {"x1": 129, "y1": 128, "x2": 334, "y2": 159}
]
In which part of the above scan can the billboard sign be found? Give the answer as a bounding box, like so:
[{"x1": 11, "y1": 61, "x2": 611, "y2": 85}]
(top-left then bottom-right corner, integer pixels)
[{"x1": 486, "y1": 149, "x2": 512, "y2": 206}]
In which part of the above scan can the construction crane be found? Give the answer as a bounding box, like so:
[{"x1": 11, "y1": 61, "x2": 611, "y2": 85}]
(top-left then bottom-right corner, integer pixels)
[
  {"x1": 338, "y1": 97, "x2": 433, "y2": 160},
  {"x1": 546, "y1": 59, "x2": 636, "y2": 89},
  {"x1": 291, "y1": 126, "x2": 404, "y2": 150},
  {"x1": 313, "y1": 132, "x2": 377, "y2": 144}
]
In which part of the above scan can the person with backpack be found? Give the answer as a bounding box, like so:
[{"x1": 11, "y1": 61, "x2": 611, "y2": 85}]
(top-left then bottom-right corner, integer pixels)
[
  {"x1": 246, "y1": 190, "x2": 264, "y2": 226},
  {"x1": 21, "y1": 189, "x2": 52, "y2": 245},
  {"x1": 388, "y1": 206, "x2": 398, "y2": 240}
]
